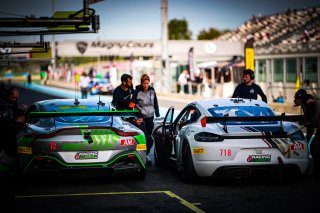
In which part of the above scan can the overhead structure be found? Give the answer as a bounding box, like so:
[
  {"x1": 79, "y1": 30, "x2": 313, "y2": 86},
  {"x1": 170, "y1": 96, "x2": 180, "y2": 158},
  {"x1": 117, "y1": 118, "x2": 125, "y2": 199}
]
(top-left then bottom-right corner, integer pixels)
[{"x1": 0, "y1": 0, "x2": 102, "y2": 55}]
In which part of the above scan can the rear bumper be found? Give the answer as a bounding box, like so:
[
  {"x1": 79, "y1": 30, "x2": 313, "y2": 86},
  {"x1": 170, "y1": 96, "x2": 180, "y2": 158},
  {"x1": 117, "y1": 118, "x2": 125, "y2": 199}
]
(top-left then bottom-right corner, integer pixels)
[
  {"x1": 19, "y1": 152, "x2": 146, "y2": 178},
  {"x1": 27, "y1": 164, "x2": 144, "y2": 178},
  {"x1": 211, "y1": 164, "x2": 302, "y2": 179}
]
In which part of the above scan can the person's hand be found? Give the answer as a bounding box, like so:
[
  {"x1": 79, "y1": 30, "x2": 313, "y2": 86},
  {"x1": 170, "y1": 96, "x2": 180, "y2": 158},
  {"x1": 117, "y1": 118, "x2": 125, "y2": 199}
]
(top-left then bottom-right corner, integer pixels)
[{"x1": 129, "y1": 102, "x2": 135, "y2": 108}]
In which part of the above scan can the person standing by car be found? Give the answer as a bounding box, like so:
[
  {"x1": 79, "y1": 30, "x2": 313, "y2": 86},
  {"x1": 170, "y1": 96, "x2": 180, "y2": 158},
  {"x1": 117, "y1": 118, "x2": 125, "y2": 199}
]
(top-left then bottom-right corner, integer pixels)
[
  {"x1": 79, "y1": 71, "x2": 91, "y2": 99},
  {"x1": 112, "y1": 74, "x2": 134, "y2": 110},
  {"x1": 0, "y1": 87, "x2": 27, "y2": 175},
  {"x1": 294, "y1": 89, "x2": 320, "y2": 179},
  {"x1": 0, "y1": 109, "x2": 25, "y2": 175},
  {"x1": 0, "y1": 87, "x2": 27, "y2": 138},
  {"x1": 232, "y1": 69, "x2": 267, "y2": 103},
  {"x1": 132, "y1": 74, "x2": 160, "y2": 164}
]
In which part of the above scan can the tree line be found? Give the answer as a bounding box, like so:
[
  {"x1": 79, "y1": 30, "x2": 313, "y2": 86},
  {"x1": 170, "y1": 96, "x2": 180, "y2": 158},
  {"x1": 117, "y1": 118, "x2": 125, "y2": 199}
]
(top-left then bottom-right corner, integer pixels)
[{"x1": 168, "y1": 18, "x2": 230, "y2": 40}]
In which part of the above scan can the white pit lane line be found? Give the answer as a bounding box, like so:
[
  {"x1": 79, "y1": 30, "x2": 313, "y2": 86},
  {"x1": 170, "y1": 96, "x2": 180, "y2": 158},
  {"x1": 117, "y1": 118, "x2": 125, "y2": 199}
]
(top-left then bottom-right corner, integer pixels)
[{"x1": 15, "y1": 190, "x2": 205, "y2": 213}]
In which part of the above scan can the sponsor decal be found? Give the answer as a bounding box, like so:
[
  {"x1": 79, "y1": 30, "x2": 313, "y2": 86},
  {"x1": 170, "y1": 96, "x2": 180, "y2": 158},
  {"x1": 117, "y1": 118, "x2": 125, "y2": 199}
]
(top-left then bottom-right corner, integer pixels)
[
  {"x1": 121, "y1": 139, "x2": 134, "y2": 146},
  {"x1": 254, "y1": 149, "x2": 263, "y2": 154},
  {"x1": 136, "y1": 144, "x2": 146, "y2": 151},
  {"x1": 80, "y1": 129, "x2": 119, "y2": 150},
  {"x1": 74, "y1": 151, "x2": 98, "y2": 160},
  {"x1": 192, "y1": 147, "x2": 205, "y2": 154},
  {"x1": 247, "y1": 154, "x2": 271, "y2": 162},
  {"x1": 18, "y1": 147, "x2": 32, "y2": 154},
  {"x1": 290, "y1": 143, "x2": 305, "y2": 151}
]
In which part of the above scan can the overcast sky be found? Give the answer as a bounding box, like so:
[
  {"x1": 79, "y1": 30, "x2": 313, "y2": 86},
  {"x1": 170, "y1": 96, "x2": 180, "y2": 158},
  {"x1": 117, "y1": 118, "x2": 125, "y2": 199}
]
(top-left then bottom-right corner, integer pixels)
[{"x1": 1, "y1": 0, "x2": 319, "y2": 41}]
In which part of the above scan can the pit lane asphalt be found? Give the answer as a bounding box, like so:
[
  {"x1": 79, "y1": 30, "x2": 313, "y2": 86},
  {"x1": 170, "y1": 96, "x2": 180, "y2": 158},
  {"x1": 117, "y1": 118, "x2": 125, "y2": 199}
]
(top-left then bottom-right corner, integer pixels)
[{"x1": 1, "y1": 84, "x2": 320, "y2": 213}]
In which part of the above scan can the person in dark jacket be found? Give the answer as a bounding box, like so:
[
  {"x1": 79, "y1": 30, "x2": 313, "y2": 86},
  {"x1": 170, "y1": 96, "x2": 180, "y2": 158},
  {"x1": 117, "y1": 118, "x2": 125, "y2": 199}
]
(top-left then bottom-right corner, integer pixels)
[
  {"x1": 294, "y1": 89, "x2": 320, "y2": 179},
  {"x1": 0, "y1": 87, "x2": 26, "y2": 175},
  {"x1": 0, "y1": 109, "x2": 25, "y2": 173},
  {"x1": 111, "y1": 74, "x2": 134, "y2": 110},
  {"x1": 132, "y1": 74, "x2": 160, "y2": 163},
  {"x1": 0, "y1": 87, "x2": 27, "y2": 151},
  {"x1": 232, "y1": 69, "x2": 267, "y2": 103}
]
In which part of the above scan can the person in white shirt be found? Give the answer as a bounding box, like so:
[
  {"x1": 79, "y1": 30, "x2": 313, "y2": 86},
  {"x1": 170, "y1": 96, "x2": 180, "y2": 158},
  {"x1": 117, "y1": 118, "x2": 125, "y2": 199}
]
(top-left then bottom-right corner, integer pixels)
[
  {"x1": 178, "y1": 70, "x2": 190, "y2": 94},
  {"x1": 79, "y1": 72, "x2": 91, "y2": 99}
]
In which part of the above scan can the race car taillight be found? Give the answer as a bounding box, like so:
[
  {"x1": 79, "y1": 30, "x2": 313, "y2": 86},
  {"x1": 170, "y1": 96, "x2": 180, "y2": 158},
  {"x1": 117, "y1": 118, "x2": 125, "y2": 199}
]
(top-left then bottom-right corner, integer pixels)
[
  {"x1": 115, "y1": 130, "x2": 139, "y2": 136},
  {"x1": 201, "y1": 117, "x2": 206, "y2": 127},
  {"x1": 194, "y1": 132, "x2": 224, "y2": 142}
]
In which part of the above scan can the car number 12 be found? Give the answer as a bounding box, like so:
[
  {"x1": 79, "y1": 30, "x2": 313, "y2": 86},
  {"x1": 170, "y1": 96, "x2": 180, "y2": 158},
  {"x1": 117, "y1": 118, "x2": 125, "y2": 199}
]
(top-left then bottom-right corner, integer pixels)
[{"x1": 220, "y1": 149, "x2": 232, "y2": 156}]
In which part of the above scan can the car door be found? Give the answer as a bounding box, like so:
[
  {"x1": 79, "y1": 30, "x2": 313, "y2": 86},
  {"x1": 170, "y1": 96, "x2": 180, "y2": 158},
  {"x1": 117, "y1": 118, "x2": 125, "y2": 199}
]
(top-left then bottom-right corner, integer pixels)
[{"x1": 153, "y1": 106, "x2": 174, "y2": 165}]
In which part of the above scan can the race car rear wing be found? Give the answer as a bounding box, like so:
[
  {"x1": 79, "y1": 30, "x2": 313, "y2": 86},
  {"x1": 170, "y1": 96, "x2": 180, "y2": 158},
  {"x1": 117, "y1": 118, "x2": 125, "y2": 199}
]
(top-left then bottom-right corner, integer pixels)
[
  {"x1": 200, "y1": 114, "x2": 304, "y2": 132},
  {"x1": 27, "y1": 109, "x2": 139, "y2": 118}
]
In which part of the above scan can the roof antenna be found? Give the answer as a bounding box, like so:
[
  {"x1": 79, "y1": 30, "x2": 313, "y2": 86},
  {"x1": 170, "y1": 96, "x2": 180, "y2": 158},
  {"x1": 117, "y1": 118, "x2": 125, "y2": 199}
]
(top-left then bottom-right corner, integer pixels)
[
  {"x1": 74, "y1": 80, "x2": 80, "y2": 105},
  {"x1": 74, "y1": 98, "x2": 80, "y2": 105},
  {"x1": 97, "y1": 92, "x2": 105, "y2": 106},
  {"x1": 279, "y1": 112, "x2": 285, "y2": 133},
  {"x1": 223, "y1": 113, "x2": 229, "y2": 133}
]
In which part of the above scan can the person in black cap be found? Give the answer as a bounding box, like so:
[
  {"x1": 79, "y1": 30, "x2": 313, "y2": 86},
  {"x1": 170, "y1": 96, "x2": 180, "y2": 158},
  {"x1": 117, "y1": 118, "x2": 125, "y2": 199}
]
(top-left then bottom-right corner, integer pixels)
[
  {"x1": 232, "y1": 69, "x2": 267, "y2": 103},
  {"x1": 294, "y1": 89, "x2": 320, "y2": 179},
  {"x1": 111, "y1": 74, "x2": 134, "y2": 110}
]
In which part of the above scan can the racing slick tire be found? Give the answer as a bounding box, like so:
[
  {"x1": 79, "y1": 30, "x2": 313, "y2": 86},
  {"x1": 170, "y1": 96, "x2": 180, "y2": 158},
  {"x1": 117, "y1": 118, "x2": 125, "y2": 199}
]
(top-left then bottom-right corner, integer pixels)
[
  {"x1": 180, "y1": 141, "x2": 198, "y2": 183},
  {"x1": 154, "y1": 146, "x2": 165, "y2": 167}
]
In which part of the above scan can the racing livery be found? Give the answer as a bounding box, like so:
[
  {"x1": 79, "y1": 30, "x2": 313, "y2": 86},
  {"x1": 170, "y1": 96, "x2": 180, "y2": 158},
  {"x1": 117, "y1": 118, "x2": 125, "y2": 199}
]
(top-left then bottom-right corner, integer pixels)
[
  {"x1": 152, "y1": 98, "x2": 308, "y2": 182},
  {"x1": 16, "y1": 99, "x2": 147, "y2": 179}
]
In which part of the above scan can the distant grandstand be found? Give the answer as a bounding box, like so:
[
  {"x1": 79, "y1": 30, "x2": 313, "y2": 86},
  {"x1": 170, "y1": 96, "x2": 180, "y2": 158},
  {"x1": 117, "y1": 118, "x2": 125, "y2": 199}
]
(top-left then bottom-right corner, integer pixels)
[
  {"x1": 218, "y1": 6, "x2": 320, "y2": 54},
  {"x1": 216, "y1": 5, "x2": 320, "y2": 103}
]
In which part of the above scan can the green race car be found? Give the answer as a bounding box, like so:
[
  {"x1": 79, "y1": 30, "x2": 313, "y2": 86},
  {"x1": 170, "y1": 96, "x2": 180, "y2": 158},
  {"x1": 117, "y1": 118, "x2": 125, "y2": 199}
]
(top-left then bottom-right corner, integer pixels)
[{"x1": 14, "y1": 99, "x2": 146, "y2": 180}]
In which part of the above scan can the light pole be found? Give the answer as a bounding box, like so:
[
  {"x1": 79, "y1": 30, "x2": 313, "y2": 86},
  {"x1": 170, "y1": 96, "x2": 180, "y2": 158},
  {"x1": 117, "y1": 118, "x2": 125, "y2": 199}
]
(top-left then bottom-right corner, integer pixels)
[
  {"x1": 161, "y1": 0, "x2": 170, "y2": 92},
  {"x1": 51, "y1": 0, "x2": 56, "y2": 78}
]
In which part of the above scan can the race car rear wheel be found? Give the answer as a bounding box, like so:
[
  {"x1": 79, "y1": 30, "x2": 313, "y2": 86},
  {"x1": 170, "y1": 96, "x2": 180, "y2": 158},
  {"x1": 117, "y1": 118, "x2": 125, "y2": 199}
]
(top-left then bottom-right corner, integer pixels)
[
  {"x1": 132, "y1": 168, "x2": 146, "y2": 180},
  {"x1": 180, "y1": 141, "x2": 197, "y2": 183}
]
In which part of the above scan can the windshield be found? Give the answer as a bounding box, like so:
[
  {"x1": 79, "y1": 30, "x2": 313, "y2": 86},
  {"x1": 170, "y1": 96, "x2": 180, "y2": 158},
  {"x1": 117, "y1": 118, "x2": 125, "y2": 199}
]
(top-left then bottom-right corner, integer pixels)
[
  {"x1": 55, "y1": 115, "x2": 110, "y2": 123},
  {"x1": 29, "y1": 104, "x2": 112, "y2": 127},
  {"x1": 207, "y1": 106, "x2": 277, "y2": 125},
  {"x1": 29, "y1": 115, "x2": 111, "y2": 128}
]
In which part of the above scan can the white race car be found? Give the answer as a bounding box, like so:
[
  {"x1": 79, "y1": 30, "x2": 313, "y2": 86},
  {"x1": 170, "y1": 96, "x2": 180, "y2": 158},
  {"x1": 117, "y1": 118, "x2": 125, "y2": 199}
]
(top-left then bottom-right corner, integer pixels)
[{"x1": 152, "y1": 98, "x2": 308, "y2": 182}]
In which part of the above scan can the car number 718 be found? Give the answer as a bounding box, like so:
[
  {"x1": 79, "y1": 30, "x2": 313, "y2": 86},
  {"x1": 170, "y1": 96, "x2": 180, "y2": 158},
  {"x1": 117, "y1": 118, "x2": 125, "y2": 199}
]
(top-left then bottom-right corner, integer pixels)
[{"x1": 220, "y1": 149, "x2": 232, "y2": 156}]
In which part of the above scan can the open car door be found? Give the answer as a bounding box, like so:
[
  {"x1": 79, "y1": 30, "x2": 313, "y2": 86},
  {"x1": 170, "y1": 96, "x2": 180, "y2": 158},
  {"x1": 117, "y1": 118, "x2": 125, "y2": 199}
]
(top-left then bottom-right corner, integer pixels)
[{"x1": 153, "y1": 106, "x2": 174, "y2": 166}]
